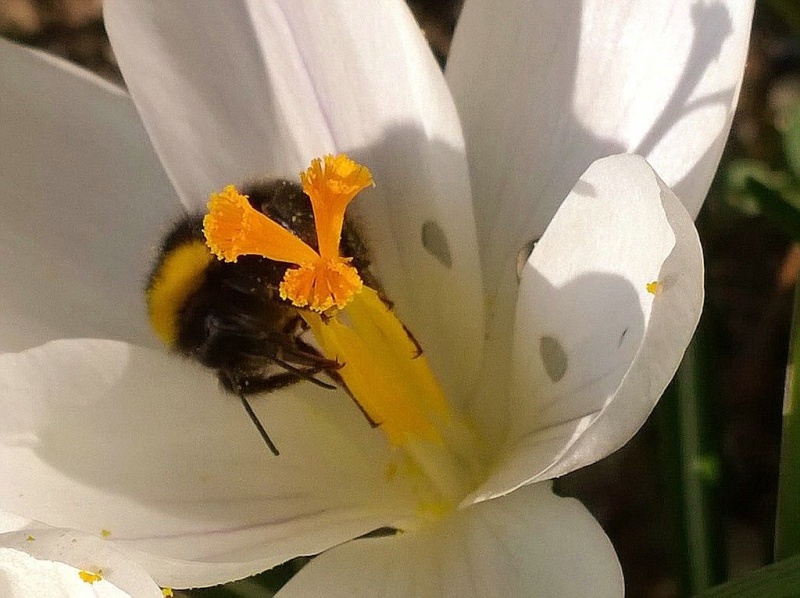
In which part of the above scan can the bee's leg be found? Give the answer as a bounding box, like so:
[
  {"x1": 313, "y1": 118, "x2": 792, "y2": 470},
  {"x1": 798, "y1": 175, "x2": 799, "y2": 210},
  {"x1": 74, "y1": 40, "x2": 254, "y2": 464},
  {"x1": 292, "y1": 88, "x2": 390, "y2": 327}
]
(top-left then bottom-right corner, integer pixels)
[
  {"x1": 270, "y1": 335, "x2": 341, "y2": 371},
  {"x1": 272, "y1": 358, "x2": 337, "y2": 390},
  {"x1": 281, "y1": 314, "x2": 308, "y2": 335},
  {"x1": 325, "y1": 368, "x2": 380, "y2": 428},
  {"x1": 221, "y1": 371, "x2": 302, "y2": 395}
]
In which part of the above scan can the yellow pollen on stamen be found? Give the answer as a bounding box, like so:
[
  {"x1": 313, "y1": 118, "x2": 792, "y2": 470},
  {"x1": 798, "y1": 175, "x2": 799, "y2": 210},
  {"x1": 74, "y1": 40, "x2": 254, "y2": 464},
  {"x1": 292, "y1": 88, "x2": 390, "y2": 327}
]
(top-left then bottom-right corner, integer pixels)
[
  {"x1": 646, "y1": 280, "x2": 661, "y2": 294},
  {"x1": 303, "y1": 287, "x2": 486, "y2": 505}
]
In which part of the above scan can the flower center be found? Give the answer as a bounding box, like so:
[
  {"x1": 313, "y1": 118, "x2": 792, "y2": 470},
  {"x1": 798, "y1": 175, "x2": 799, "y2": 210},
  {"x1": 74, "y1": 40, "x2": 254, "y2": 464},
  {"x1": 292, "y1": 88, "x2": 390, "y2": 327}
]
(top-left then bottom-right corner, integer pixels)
[{"x1": 203, "y1": 154, "x2": 485, "y2": 513}]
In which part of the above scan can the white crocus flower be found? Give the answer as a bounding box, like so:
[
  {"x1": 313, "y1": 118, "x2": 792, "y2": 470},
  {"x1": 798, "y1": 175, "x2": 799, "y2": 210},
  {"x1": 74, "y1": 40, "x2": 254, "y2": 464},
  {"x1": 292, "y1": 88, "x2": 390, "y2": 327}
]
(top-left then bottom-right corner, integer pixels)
[
  {"x1": 0, "y1": 0, "x2": 753, "y2": 595},
  {"x1": 0, "y1": 527, "x2": 163, "y2": 597}
]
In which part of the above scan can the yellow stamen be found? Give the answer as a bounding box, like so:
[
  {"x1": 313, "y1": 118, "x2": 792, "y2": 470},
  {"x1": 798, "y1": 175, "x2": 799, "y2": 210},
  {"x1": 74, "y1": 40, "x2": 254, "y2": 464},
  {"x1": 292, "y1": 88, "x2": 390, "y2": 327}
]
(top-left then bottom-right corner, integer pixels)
[
  {"x1": 646, "y1": 280, "x2": 661, "y2": 294},
  {"x1": 304, "y1": 287, "x2": 448, "y2": 444},
  {"x1": 300, "y1": 154, "x2": 374, "y2": 258},
  {"x1": 162, "y1": 589, "x2": 175, "y2": 597},
  {"x1": 304, "y1": 287, "x2": 484, "y2": 503},
  {"x1": 203, "y1": 185, "x2": 318, "y2": 264}
]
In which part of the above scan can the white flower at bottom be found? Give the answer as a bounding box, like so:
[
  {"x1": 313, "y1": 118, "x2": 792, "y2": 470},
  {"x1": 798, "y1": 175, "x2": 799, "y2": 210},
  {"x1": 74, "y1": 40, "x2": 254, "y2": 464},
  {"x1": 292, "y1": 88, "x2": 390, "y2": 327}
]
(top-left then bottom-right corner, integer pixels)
[
  {"x1": 0, "y1": 528, "x2": 163, "y2": 597},
  {"x1": 0, "y1": 0, "x2": 752, "y2": 595}
]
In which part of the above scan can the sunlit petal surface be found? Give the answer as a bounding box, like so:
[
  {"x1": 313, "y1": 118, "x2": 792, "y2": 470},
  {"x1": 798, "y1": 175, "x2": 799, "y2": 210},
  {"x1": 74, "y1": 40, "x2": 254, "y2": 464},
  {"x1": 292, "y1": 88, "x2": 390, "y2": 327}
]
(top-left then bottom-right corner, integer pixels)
[
  {"x1": 278, "y1": 483, "x2": 622, "y2": 598},
  {"x1": 447, "y1": 0, "x2": 753, "y2": 290}
]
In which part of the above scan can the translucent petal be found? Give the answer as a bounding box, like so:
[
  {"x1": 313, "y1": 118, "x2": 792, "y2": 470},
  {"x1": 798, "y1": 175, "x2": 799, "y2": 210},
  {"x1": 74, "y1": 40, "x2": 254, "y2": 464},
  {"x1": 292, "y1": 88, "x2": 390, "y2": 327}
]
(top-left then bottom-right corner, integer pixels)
[
  {"x1": 447, "y1": 0, "x2": 753, "y2": 293},
  {"x1": 470, "y1": 155, "x2": 703, "y2": 502}
]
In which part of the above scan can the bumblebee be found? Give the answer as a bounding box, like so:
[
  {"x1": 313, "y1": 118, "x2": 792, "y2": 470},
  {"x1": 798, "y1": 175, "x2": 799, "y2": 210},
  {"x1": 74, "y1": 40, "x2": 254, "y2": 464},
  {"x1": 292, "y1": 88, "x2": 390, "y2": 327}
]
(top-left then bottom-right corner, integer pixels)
[{"x1": 146, "y1": 179, "x2": 375, "y2": 454}]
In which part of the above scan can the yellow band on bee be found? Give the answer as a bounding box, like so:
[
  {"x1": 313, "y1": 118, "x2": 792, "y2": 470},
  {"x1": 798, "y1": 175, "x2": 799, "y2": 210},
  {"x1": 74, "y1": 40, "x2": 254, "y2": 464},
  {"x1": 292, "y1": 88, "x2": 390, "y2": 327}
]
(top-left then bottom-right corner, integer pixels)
[{"x1": 147, "y1": 240, "x2": 213, "y2": 346}]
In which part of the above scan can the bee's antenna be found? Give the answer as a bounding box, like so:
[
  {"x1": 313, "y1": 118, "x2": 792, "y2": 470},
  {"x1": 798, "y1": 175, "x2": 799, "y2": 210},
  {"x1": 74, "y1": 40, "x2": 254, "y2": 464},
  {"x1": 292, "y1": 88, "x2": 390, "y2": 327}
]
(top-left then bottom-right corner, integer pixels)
[{"x1": 238, "y1": 392, "x2": 280, "y2": 456}]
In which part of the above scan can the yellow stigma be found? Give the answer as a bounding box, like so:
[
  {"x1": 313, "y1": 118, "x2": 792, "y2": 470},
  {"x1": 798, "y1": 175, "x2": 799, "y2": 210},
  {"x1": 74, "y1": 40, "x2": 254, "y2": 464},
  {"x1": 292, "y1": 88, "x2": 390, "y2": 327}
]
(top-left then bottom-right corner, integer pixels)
[
  {"x1": 280, "y1": 257, "x2": 363, "y2": 312},
  {"x1": 202, "y1": 154, "x2": 371, "y2": 312}
]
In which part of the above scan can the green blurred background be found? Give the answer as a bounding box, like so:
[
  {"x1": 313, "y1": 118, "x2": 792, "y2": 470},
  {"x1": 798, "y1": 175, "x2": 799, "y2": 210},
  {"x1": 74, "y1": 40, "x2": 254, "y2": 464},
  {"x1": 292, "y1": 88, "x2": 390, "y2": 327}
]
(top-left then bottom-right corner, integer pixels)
[{"x1": 3, "y1": 1, "x2": 799, "y2": 596}]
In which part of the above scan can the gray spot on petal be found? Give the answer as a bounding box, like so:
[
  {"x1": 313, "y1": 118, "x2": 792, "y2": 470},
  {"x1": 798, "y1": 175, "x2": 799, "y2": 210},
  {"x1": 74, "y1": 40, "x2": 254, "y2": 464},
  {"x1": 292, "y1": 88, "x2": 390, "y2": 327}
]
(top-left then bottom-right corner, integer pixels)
[
  {"x1": 421, "y1": 220, "x2": 452, "y2": 268},
  {"x1": 516, "y1": 238, "x2": 539, "y2": 282},
  {"x1": 573, "y1": 179, "x2": 598, "y2": 198},
  {"x1": 540, "y1": 336, "x2": 568, "y2": 383}
]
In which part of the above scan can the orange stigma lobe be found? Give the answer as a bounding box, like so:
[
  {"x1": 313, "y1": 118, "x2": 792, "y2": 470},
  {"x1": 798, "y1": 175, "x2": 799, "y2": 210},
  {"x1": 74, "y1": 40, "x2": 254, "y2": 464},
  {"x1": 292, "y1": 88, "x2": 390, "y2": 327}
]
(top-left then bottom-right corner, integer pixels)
[
  {"x1": 202, "y1": 155, "x2": 372, "y2": 312},
  {"x1": 300, "y1": 154, "x2": 374, "y2": 259}
]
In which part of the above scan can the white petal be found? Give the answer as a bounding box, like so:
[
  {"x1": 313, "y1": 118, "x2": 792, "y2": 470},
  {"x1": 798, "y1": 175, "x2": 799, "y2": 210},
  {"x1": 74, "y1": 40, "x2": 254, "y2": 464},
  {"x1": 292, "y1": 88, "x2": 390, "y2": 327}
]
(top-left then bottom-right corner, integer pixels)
[
  {"x1": 471, "y1": 155, "x2": 703, "y2": 502},
  {"x1": 278, "y1": 483, "x2": 622, "y2": 598},
  {"x1": 0, "y1": 512, "x2": 34, "y2": 534},
  {"x1": 104, "y1": 0, "x2": 485, "y2": 398},
  {"x1": 0, "y1": 38, "x2": 181, "y2": 352},
  {"x1": 0, "y1": 528, "x2": 163, "y2": 597},
  {"x1": 447, "y1": 0, "x2": 753, "y2": 290},
  {"x1": 0, "y1": 339, "x2": 415, "y2": 588}
]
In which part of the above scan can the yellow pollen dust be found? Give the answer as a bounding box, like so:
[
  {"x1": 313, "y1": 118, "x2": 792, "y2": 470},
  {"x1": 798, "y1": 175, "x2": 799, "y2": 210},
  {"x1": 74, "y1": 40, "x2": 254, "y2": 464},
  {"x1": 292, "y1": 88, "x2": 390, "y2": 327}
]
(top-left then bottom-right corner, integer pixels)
[
  {"x1": 646, "y1": 280, "x2": 661, "y2": 295},
  {"x1": 79, "y1": 570, "x2": 103, "y2": 584},
  {"x1": 202, "y1": 154, "x2": 372, "y2": 312},
  {"x1": 162, "y1": 589, "x2": 175, "y2": 597}
]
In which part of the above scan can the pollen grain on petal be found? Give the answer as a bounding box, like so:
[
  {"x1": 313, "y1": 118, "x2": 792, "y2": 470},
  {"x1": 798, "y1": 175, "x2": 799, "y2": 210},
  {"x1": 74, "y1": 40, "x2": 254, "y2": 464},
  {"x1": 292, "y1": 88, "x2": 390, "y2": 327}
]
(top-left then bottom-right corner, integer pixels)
[
  {"x1": 646, "y1": 280, "x2": 661, "y2": 295},
  {"x1": 78, "y1": 570, "x2": 103, "y2": 584}
]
